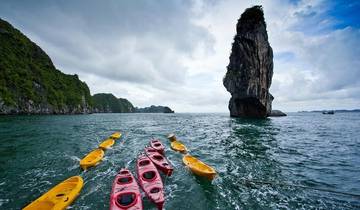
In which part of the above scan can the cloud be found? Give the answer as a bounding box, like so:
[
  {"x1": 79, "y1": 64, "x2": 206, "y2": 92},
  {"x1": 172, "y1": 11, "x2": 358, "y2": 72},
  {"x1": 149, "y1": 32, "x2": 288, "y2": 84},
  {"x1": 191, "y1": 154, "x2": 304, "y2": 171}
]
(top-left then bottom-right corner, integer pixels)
[
  {"x1": 1, "y1": 0, "x2": 359, "y2": 112},
  {"x1": 263, "y1": 0, "x2": 360, "y2": 111},
  {"x1": 0, "y1": 0, "x2": 213, "y2": 87}
]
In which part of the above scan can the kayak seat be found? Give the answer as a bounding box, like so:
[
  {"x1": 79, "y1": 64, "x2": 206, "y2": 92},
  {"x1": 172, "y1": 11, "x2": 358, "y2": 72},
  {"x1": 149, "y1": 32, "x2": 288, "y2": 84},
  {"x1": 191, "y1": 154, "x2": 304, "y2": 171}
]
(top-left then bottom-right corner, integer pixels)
[
  {"x1": 139, "y1": 160, "x2": 150, "y2": 166},
  {"x1": 142, "y1": 171, "x2": 156, "y2": 181},
  {"x1": 154, "y1": 143, "x2": 161, "y2": 147},
  {"x1": 150, "y1": 187, "x2": 160, "y2": 193},
  {"x1": 117, "y1": 177, "x2": 132, "y2": 184},
  {"x1": 120, "y1": 170, "x2": 129, "y2": 175},
  {"x1": 153, "y1": 155, "x2": 163, "y2": 160},
  {"x1": 116, "y1": 193, "x2": 136, "y2": 207}
]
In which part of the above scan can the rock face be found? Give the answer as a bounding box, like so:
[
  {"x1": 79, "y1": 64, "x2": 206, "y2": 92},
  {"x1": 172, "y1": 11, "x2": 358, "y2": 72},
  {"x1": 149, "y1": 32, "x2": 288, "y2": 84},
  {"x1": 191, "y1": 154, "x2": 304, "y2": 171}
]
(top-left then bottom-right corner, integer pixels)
[
  {"x1": 269, "y1": 110, "x2": 287, "y2": 117},
  {"x1": 0, "y1": 18, "x2": 92, "y2": 114},
  {"x1": 223, "y1": 6, "x2": 274, "y2": 118}
]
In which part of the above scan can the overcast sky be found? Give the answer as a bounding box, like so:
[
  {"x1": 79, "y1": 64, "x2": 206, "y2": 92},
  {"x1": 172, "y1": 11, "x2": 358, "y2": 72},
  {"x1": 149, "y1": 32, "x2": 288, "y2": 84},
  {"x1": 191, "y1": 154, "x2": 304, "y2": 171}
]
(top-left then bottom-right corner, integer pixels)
[{"x1": 1, "y1": 0, "x2": 359, "y2": 112}]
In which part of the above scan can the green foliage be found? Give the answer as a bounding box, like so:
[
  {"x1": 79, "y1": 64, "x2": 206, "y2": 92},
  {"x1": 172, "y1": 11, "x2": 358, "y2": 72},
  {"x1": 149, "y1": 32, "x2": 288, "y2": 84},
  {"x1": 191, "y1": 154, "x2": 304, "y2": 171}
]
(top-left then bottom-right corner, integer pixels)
[
  {"x1": 135, "y1": 105, "x2": 174, "y2": 113},
  {"x1": 92, "y1": 93, "x2": 134, "y2": 113},
  {"x1": 0, "y1": 18, "x2": 92, "y2": 111}
]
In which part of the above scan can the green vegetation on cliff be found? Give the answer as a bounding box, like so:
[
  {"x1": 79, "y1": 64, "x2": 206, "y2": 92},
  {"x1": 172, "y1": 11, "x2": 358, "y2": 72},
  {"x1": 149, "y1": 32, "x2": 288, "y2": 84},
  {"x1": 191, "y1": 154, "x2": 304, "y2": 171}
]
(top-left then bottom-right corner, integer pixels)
[
  {"x1": 0, "y1": 18, "x2": 174, "y2": 115},
  {"x1": 135, "y1": 105, "x2": 174, "y2": 113},
  {"x1": 0, "y1": 18, "x2": 92, "y2": 114},
  {"x1": 92, "y1": 93, "x2": 134, "y2": 113}
]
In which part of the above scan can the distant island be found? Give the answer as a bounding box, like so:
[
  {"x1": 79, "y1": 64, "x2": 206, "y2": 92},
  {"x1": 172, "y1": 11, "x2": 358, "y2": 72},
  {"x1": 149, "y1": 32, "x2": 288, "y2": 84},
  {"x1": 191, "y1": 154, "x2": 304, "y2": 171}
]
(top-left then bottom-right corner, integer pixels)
[
  {"x1": 92, "y1": 93, "x2": 135, "y2": 113},
  {"x1": 92, "y1": 93, "x2": 174, "y2": 113},
  {"x1": 0, "y1": 18, "x2": 174, "y2": 114},
  {"x1": 299, "y1": 109, "x2": 360, "y2": 113},
  {"x1": 135, "y1": 105, "x2": 174, "y2": 113}
]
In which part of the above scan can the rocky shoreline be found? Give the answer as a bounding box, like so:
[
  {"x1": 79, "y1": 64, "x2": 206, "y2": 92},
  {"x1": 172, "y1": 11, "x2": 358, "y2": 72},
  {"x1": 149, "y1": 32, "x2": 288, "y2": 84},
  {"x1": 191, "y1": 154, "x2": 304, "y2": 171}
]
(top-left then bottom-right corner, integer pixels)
[{"x1": 0, "y1": 96, "x2": 91, "y2": 115}]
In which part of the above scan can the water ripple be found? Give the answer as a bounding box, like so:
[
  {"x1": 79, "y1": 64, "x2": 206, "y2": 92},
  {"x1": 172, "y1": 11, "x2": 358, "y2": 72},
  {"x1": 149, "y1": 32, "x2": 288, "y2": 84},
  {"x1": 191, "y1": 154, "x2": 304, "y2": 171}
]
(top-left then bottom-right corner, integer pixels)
[{"x1": 0, "y1": 113, "x2": 359, "y2": 209}]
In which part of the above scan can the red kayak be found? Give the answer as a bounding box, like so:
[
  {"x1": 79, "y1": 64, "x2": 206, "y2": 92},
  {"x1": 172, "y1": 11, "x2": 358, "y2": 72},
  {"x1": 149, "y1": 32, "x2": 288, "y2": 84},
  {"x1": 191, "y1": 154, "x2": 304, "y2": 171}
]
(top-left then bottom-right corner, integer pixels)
[
  {"x1": 136, "y1": 155, "x2": 165, "y2": 210},
  {"x1": 110, "y1": 169, "x2": 143, "y2": 210},
  {"x1": 150, "y1": 139, "x2": 165, "y2": 155},
  {"x1": 145, "y1": 147, "x2": 173, "y2": 176}
]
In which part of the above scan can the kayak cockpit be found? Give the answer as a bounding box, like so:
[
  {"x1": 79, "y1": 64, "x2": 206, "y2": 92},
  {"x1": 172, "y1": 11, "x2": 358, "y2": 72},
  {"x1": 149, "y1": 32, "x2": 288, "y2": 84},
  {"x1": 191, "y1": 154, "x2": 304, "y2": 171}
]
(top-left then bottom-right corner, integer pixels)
[
  {"x1": 116, "y1": 193, "x2": 137, "y2": 208},
  {"x1": 142, "y1": 171, "x2": 156, "y2": 181}
]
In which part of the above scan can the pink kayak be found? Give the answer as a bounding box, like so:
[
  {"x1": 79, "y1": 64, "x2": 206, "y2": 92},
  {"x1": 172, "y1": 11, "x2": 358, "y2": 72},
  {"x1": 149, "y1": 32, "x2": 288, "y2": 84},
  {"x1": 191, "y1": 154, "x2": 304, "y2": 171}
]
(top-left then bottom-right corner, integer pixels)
[
  {"x1": 145, "y1": 147, "x2": 173, "y2": 176},
  {"x1": 150, "y1": 139, "x2": 165, "y2": 155},
  {"x1": 136, "y1": 155, "x2": 165, "y2": 210},
  {"x1": 110, "y1": 169, "x2": 143, "y2": 210}
]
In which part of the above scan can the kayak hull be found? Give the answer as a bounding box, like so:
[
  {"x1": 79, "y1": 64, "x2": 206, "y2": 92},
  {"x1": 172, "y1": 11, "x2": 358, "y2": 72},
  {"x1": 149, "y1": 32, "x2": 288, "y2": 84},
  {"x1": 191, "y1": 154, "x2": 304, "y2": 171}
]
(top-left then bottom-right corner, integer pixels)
[
  {"x1": 23, "y1": 176, "x2": 83, "y2": 210},
  {"x1": 110, "y1": 169, "x2": 143, "y2": 210},
  {"x1": 170, "y1": 141, "x2": 187, "y2": 153},
  {"x1": 149, "y1": 139, "x2": 165, "y2": 155},
  {"x1": 145, "y1": 147, "x2": 173, "y2": 176},
  {"x1": 183, "y1": 155, "x2": 216, "y2": 180},
  {"x1": 136, "y1": 155, "x2": 165, "y2": 210},
  {"x1": 110, "y1": 132, "x2": 122, "y2": 139},
  {"x1": 99, "y1": 138, "x2": 115, "y2": 150},
  {"x1": 80, "y1": 148, "x2": 104, "y2": 170}
]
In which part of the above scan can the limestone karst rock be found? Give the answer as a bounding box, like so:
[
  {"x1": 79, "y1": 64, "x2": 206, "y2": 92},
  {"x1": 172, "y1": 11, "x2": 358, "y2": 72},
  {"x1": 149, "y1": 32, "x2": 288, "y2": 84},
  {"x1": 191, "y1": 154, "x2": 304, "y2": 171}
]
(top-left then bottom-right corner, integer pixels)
[{"x1": 223, "y1": 6, "x2": 274, "y2": 118}]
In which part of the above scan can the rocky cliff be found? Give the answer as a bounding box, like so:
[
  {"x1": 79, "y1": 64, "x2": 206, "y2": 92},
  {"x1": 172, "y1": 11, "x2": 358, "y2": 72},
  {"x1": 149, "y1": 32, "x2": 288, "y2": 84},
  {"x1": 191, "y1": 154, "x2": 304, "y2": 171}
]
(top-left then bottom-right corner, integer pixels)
[
  {"x1": 223, "y1": 6, "x2": 274, "y2": 118},
  {"x1": 0, "y1": 18, "x2": 92, "y2": 114},
  {"x1": 92, "y1": 93, "x2": 134, "y2": 113}
]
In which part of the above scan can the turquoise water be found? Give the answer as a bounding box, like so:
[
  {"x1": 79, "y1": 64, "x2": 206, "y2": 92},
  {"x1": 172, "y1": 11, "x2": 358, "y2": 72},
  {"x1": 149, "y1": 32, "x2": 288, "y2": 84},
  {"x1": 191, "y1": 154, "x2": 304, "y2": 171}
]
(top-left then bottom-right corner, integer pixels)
[{"x1": 0, "y1": 113, "x2": 359, "y2": 209}]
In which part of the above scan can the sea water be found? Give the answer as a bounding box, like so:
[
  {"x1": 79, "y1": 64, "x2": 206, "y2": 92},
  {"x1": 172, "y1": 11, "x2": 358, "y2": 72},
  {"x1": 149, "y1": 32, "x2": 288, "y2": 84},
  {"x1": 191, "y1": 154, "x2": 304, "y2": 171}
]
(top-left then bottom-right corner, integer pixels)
[{"x1": 0, "y1": 113, "x2": 359, "y2": 209}]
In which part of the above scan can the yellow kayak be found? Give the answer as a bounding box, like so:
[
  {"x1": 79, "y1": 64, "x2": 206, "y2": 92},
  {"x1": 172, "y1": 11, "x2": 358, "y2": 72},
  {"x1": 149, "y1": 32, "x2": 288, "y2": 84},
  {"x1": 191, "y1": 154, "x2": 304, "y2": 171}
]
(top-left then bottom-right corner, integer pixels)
[
  {"x1": 183, "y1": 155, "x2": 217, "y2": 180},
  {"x1": 110, "y1": 132, "x2": 121, "y2": 139},
  {"x1": 171, "y1": 140, "x2": 187, "y2": 153},
  {"x1": 80, "y1": 148, "x2": 104, "y2": 170},
  {"x1": 99, "y1": 138, "x2": 115, "y2": 150},
  {"x1": 23, "y1": 176, "x2": 83, "y2": 210},
  {"x1": 167, "y1": 133, "x2": 177, "y2": 141}
]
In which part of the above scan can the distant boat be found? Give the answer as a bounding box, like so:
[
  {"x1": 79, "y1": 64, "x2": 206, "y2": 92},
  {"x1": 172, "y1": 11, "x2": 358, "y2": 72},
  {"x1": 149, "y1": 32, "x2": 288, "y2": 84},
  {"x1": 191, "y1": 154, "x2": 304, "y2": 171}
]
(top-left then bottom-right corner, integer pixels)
[{"x1": 322, "y1": 110, "x2": 334, "y2": 114}]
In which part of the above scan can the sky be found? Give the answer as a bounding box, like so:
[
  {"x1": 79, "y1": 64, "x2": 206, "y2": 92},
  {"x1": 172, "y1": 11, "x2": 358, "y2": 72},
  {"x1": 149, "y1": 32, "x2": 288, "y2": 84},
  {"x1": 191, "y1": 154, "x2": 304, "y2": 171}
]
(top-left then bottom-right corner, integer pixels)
[{"x1": 1, "y1": 0, "x2": 359, "y2": 112}]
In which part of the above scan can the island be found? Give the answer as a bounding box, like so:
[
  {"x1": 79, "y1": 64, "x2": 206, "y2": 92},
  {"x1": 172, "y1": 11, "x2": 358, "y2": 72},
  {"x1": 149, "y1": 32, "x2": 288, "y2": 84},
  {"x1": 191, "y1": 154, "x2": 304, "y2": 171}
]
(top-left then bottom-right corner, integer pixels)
[
  {"x1": 92, "y1": 93, "x2": 174, "y2": 113},
  {"x1": 135, "y1": 105, "x2": 174, "y2": 113},
  {"x1": 0, "y1": 18, "x2": 174, "y2": 115}
]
